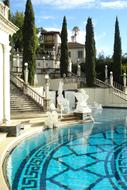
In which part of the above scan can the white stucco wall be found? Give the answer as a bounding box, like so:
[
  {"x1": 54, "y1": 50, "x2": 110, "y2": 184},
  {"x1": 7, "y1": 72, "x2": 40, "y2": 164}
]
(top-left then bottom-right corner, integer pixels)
[
  {"x1": 69, "y1": 48, "x2": 85, "y2": 64},
  {"x1": 85, "y1": 88, "x2": 127, "y2": 108}
]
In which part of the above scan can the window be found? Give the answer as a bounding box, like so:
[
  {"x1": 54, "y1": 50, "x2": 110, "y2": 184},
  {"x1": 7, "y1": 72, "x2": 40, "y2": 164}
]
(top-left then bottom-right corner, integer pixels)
[
  {"x1": 78, "y1": 51, "x2": 83, "y2": 58},
  {"x1": 38, "y1": 62, "x2": 40, "y2": 66}
]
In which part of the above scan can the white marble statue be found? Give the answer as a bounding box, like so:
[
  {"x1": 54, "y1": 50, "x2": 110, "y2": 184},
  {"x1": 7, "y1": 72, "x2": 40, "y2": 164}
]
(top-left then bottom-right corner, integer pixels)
[
  {"x1": 44, "y1": 103, "x2": 59, "y2": 129},
  {"x1": 93, "y1": 102, "x2": 103, "y2": 110},
  {"x1": 74, "y1": 89, "x2": 91, "y2": 114},
  {"x1": 57, "y1": 81, "x2": 70, "y2": 117}
]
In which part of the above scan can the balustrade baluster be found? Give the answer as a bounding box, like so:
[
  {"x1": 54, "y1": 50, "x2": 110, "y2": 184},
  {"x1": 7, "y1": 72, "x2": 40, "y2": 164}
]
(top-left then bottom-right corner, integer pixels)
[{"x1": 10, "y1": 74, "x2": 44, "y2": 108}]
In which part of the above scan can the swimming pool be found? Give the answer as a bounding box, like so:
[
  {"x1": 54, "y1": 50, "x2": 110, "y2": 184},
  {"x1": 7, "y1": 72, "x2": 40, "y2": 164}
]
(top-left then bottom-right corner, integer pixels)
[{"x1": 6, "y1": 108, "x2": 127, "y2": 190}]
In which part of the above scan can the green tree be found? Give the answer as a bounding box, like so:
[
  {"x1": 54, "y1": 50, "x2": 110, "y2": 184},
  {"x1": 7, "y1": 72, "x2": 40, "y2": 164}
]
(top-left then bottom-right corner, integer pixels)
[
  {"x1": 22, "y1": 0, "x2": 37, "y2": 85},
  {"x1": 112, "y1": 17, "x2": 122, "y2": 83},
  {"x1": 10, "y1": 11, "x2": 24, "y2": 52},
  {"x1": 85, "y1": 17, "x2": 96, "y2": 86},
  {"x1": 60, "y1": 16, "x2": 69, "y2": 77}
]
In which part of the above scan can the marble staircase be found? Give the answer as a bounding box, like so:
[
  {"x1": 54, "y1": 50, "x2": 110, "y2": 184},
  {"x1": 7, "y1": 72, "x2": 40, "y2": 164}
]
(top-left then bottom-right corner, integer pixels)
[{"x1": 10, "y1": 83, "x2": 43, "y2": 112}]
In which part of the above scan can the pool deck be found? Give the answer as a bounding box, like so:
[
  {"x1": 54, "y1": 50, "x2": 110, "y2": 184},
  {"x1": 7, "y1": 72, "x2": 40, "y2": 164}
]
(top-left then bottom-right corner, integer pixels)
[
  {"x1": 0, "y1": 127, "x2": 44, "y2": 189},
  {"x1": 0, "y1": 112, "x2": 48, "y2": 190},
  {"x1": 0, "y1": 111, "x2": 83, "y2": 189}
]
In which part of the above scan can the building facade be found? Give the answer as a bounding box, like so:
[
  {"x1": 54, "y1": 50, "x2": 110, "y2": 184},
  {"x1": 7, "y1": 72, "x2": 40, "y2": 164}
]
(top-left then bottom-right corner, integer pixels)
[
  {"x1": 0, "y1": 2, "x2": 18, "y2": 124},
  {"x1": 68, "y1": 42, "x2": 85, "y2": 64},
  {"x1": 39, "y1": 29, "x2": 61, "y2": 56}
]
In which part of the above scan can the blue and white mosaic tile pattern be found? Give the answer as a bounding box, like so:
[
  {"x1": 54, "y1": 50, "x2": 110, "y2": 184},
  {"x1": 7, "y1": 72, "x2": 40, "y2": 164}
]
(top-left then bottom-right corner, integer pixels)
[{"x1": 7, "y1": 109, "x2": 127, "y2": 190}]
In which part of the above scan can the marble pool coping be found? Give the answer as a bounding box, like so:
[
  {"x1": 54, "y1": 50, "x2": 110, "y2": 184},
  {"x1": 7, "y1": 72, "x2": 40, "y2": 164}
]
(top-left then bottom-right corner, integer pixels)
[
  {"x1": 0, "y1": 126, "x2": 43, "y2": 190},
  {"x1": 0, "y1": 114, "x2": 87, "y2": 190}
]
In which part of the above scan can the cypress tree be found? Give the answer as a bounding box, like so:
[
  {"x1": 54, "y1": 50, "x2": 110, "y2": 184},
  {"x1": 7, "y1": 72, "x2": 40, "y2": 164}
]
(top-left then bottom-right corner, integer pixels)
[
  {"x1": 10, "y1": 11, "x2": 24, "y2": 52},
  {"x1": 112, "y1": 17, "x2": 122, "y2": 83},
  {"x1": 22, "y1": 0, "x2": 36, "y2": 85},
  {"x1": 60, "y1": 16, "x2": 69, "y2": 77},
  {"x1": 85, "y1": 17, "x2": 96, "y2": 87}
]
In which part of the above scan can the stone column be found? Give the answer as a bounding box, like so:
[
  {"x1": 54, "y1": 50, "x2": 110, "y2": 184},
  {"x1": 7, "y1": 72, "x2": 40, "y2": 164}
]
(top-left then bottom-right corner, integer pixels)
[
  {"x1": 123, "y1": 73, "x2": 127, "y2": 94},
  {"x1": 42, "y1": 56, "x2": 45, "y2": 69},
  {"x1": 43, "y1": 74, "x2": 50, "y2": 111},
  {"x1": 0, "y1": 44, "x2": 4, "y2": 124},
  {"x1": 16, "y1": 53, "x2": 20, "y2": 73},
  {"x1": 68, "y1": 58, "x2": 72, "y2": 73},
  {"x1": 105, "y1": 65, "x2": 108, "y2": 83},
  {"x1": 77, "y1": 64, "x2": 81, "y2": 77},
  {"x1": 23, "y1": 62, "x2": 29, "y2": 95},
  {"x1": 24, "y1": 62, "x2": 28, "y2": 84},
  {"x1": 52, "y1": 46, "x2": 56, "y2": 60},
  {"x1": 110, "y1": 71, "x2": 113, "y2": 87},
  {"x1": 3, "y1": 45, "x2": 11, "y2": 123},
  {"x1": 45, "y1": 74, "x2": 49, "y2": 98}
]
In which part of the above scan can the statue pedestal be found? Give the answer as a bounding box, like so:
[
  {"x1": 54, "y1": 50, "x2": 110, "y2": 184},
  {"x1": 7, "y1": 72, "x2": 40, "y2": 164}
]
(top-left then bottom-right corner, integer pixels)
[
  {"x1": 74, "y1": 111, "x2": 94, "y2": 122},
  {"x1": 43, "y1": 98, "x2": 50, "y2": 112}
]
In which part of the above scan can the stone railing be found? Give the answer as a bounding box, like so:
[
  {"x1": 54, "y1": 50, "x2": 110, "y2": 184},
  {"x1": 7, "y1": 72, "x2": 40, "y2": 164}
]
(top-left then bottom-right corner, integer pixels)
[
  {"x1": 95, "y1": 78, "x2": 127, "y2": 101},
  {"x1": 0, "y1": 2, "x2": 9, "y2": 19},
  {"x1": 10, "y1": 74, "x2": 44, "y2": 107},
  {"x1": 95, "y1": 78, "x2": 110, "y2": 88},
  {"x1": 112, "y1": 86, "x2": 127, "y2": 101},
  {"x1": 113, "y1": 81, "x2": 124, "y2": 91}
]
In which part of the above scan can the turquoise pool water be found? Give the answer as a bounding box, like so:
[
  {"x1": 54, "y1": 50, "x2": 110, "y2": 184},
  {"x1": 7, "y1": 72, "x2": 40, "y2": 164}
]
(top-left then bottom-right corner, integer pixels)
[{"x1": 6, "y1": 108, "x2": 127, "y2": 190}]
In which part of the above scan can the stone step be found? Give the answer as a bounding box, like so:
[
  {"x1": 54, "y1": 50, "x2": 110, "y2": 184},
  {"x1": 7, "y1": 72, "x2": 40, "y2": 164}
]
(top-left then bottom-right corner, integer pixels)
[
  {"x1": 11, "y1": 102, "x2": 40, "y2": 106},
  {"x1": 11, "y1": 108, "x2": 42, "y2": 112},
  {"x1": 11, "y1": 101, "x2": 41, "y2": 105},
  {"x1": 10, "y1": 82, "x2": 43, "y2": 112},
  {"x1": 11, "y1": 105, "x2": 42, "y2": 112},
  {"x1": 60, "y1": 116, "x2": 80, "y2": 122}
]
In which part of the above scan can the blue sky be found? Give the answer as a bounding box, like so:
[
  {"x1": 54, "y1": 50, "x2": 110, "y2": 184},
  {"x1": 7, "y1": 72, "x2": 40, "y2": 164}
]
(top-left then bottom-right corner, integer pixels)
[{"x1": 10, "y1": 0, "x2": 127, "y2": 57}]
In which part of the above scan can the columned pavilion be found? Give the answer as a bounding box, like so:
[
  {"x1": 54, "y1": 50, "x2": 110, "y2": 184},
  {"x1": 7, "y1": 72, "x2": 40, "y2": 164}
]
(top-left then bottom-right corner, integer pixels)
[{"x1": 0, "y1": 2, "x2": 18, "y2": 124}]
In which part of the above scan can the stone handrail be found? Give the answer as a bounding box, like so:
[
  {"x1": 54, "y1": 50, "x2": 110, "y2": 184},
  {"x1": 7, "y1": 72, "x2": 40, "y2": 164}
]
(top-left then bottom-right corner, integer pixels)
[
  {"x1": 95, "y1": 78, "x2": 110, "y2": 88},
  {"x1": 10, "y1": 74, "x2": 44, "y2": 107},
  {"x1": 112, "y1": 86, "x2": 127, "y2": 101},
  {"x1": 95, "y1": 78, "x2": 127, "y2": 101},
  {"x1": 113, "y1": 81, "x2": 123, "y2": 91}
]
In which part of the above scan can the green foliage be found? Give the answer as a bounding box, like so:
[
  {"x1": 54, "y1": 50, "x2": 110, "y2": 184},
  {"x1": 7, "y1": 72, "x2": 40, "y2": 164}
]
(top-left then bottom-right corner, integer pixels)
[
  {"x1": 10, "y1": 11, "x2": 24, "y2": 52},
  {"x1": 96, "y1": 55, "x2": 112, "y2": 80},
  {"x1": 60, "y1": 16, "x2": 69, "y2": 77},
  {"x1": 122, "y1": 53, "x2": 127, "y2": 64},
  {"x1": 22, "y1": 0, "x2": 37, "y2": 85},
  {"x1": 112, "y1": 17, "x2": 122, "y2": 83},
  {"x1": 85, "y1": 17, "x2": 96, "y2": 87},
  {"x1": 121, "y1": 64, "x2": 127, "y2": 74}
]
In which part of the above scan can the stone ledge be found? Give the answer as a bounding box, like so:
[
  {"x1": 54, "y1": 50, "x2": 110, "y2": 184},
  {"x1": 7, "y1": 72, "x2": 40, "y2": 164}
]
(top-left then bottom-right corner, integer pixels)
[{"x1": 0, "y1": 123, "x2": 24, "y2": 137}]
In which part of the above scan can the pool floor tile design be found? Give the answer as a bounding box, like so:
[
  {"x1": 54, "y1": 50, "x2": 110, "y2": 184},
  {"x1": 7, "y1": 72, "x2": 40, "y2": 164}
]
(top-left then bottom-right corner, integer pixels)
[
  {"x1": 9, "y1": 123, "x2": 127, "y2": 190},
  {"x1": 4, "y1": 103, "x2": 127, "y2": 190}
]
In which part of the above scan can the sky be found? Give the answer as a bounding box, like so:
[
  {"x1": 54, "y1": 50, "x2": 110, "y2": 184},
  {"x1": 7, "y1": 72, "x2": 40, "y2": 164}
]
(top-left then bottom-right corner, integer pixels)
[{"x1": 10, "y1": 0, "x2": 127, "y2": 57}]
